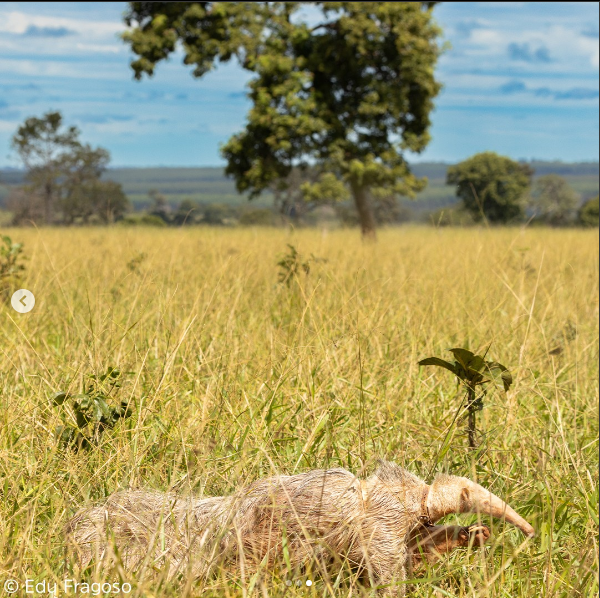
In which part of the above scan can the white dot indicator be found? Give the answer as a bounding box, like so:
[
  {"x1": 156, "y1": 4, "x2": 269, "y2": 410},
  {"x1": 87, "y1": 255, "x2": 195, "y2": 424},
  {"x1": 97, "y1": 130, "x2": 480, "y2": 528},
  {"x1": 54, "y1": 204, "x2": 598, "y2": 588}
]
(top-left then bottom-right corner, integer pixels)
[
  {"x1": 11, "y1": 289, "x2": 35, "y2": 313},
  {"x1": 306, "y1": 579, "x2": 313, "y2": 586}
]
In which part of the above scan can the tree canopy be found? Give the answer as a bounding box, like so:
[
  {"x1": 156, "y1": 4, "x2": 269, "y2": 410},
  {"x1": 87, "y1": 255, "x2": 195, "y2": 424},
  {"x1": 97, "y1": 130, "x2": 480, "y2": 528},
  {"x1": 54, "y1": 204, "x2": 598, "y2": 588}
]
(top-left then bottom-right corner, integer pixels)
[
  {"x1": 529, "y1": 174, "x2": 579, "y2": 226},
  {"x1": 10, "y1": 111, "x2": 129, "y2": 225},
  {"x1": 122, "y1": 1, "x2": 443, "y2": 238},
  {"x1": 578, "y1": 196, "x2": 599, "y2": 227},
  {"x1": 446, "y1": 152, "x2": 532, "y2": 224}
]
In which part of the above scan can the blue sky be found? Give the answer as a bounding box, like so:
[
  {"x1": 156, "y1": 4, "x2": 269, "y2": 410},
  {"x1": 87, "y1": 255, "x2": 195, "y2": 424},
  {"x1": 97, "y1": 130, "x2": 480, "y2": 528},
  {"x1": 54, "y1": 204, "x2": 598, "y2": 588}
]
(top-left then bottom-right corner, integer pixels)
[{"x1": 0, "y1": 2, "x2": 598, "y2": 167}]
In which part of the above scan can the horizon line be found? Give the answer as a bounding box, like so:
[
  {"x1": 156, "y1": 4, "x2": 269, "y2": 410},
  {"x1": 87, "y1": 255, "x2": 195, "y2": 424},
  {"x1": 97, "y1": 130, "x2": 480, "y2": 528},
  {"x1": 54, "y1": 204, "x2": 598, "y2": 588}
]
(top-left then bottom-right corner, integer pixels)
[{"x1": 1, "y1": 159, "x2": 599, "y2": 171}]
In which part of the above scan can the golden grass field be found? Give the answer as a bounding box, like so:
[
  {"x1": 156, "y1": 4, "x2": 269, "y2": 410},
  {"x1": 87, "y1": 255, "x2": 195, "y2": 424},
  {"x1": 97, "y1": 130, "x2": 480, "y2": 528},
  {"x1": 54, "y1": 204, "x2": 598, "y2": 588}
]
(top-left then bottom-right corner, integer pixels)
[{"x1": 0, "y1": 226, "x2": 598, "y2": 597}]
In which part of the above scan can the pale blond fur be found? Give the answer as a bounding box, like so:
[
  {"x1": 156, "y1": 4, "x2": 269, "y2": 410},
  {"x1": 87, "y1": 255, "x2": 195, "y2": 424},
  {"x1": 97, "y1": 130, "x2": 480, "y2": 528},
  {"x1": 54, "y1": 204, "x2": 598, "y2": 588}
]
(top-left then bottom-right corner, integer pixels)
[{"x1": 66, "y1": 461, "x2": 534, "y2": 595}]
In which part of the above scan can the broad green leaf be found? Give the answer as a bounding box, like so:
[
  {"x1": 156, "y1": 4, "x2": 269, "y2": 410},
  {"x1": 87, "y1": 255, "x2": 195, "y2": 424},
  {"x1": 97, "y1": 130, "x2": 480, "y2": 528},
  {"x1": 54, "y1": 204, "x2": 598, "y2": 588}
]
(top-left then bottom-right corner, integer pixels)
[
  {"x1": 449, "y1": 348, "x2": 475, "y2": 370},
  {"x1": 74, "y1": 408, "x2": 89, "y2": 430},
  {"x1": 418, "y1": 357, "x2": 457, "y2": 375},
  {"x1": 487, "y1": 362, "x2": 513, "y2": 391},
  {"x1": 52, "y1": 392, "x2": 69, "y2": 405},
  {"x1": 467, "y1": 355, "x2": 486, "y2": 372},
  {"x1": 93, "y1": 397, "x2": 111, "y2": 421}
]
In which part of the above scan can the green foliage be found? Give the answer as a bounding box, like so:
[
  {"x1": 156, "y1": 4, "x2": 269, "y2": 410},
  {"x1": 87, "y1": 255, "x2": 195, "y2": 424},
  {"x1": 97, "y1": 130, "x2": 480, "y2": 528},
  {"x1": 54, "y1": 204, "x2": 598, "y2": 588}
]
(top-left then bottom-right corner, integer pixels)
[
  {"x1": 122, "y1": 2, "x2": 444, "y2": 237},
  {"x1": 62, "y1": 172, "x2": 129, "y2": 224},
  {"x1": 419, "y1": 348, "x2": 513, "y2": 393},
  {"x1": 148, "y1": 188, "x2": 171, "y2": 223},
  {"x1": 530, "y1": 174, "x2": 579, "y2": 226},
  {"x1": 239, "y1": 207, "x2": 277, "y2": 226},
  {"x1": 202, "y1": 203, "x2": 234, "y2": 225},
  {"x1": 11, "y1": 111, "x2": 80, "y2": 223},
  {"x1": 172, "y1": 198, "x2": 199, "y2": 225},
  {"x1": 10, "y1": 111, "x2": 126, "y2": 224},
  {"x1": 299, "y1": 173, "x2": 351, "y2": 204},
  {"x1": 428, "y1": 205, "x2": 475, "y2": 227},
  {"x1": 579, "y1": 196, "x2": 599, "y2": 227},
  {"x1": 126, "y1": 252, "x2": 147, "y2": 274},
  {"x1": 446, "y1": 152, "x2": 532, "y2": 223},
  {"x1": 119, "y1": 213, "x2": 167, "y2": 227},
  {"x1": 11, "y1": 111, "x2": 80, "y2": 170},
  {"x1": 52, "y1": 367, "x2": 132, "y2": 451},
  {"x1": 0, "y1": 235, "x2": 26, "y2": 299},
  {"x1": 277, "y1": 244, "x2": 311, "y2": 287},
  {"x1": 419, "y1": 348, "x2": 513, "y2": 448}
]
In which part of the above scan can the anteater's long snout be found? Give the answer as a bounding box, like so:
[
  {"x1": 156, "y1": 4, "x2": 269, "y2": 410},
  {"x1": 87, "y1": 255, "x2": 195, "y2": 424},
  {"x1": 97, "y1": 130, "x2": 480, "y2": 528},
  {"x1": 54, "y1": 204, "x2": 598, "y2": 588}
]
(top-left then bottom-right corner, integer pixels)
[{"x1": 467, "y1": 480, "x2": 535, "y2": 538}]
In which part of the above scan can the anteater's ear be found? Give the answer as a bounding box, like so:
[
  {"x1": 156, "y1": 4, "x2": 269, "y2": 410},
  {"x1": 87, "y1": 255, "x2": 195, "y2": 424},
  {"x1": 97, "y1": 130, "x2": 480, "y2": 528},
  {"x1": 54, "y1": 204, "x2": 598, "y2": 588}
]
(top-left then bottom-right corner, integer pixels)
[{"x1": 460, "y1": 486, "x2": 470, "y2": 511}]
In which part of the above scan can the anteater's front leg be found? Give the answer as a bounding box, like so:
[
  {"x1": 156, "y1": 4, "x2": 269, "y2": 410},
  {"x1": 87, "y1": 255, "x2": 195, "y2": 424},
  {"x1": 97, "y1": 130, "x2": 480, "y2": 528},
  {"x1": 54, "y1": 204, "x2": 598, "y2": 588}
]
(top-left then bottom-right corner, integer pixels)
[{"x1": 408, "y1": 524, "x2": 490, "y2": 567}]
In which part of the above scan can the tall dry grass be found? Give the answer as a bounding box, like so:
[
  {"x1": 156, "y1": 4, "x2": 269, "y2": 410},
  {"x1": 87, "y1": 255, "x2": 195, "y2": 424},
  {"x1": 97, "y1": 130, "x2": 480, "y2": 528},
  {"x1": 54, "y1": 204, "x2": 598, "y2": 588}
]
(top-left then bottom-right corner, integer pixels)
[{"x1": 0, "y1": 226, "x2": 597, "y2": 596}]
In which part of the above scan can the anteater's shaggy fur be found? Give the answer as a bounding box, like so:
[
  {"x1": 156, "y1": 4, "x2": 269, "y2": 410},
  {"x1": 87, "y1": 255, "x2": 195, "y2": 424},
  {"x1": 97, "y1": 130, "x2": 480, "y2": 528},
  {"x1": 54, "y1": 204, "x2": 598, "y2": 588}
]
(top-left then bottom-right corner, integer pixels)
[{"x1": 67, "y1": 461, "x2": 534, "y2": 595}]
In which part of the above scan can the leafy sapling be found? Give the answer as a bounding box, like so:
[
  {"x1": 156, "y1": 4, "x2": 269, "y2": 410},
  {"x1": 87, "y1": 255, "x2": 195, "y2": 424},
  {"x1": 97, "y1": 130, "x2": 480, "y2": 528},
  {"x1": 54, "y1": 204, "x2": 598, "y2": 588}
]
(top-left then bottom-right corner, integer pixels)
[
  {"x1": 53, "y1": 366, "x2": 132, "y2": 451},
  {"x1": 419, "y1": 348, "x2": 513, "y2": 449},
  {"x1": 0, "y1": 235, "x2": 26, "y2": 301},
  {"x1": 277, "y1": 244, "x2": 311, "y2": 287}
]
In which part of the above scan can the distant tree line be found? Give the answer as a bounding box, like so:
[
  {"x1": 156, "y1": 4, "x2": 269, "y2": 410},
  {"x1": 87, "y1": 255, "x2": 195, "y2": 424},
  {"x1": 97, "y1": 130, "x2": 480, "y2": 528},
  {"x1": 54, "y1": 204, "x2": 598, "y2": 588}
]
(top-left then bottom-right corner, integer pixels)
[{"x1": 4, "y1": 112, "x2": 597, "y2": 229}]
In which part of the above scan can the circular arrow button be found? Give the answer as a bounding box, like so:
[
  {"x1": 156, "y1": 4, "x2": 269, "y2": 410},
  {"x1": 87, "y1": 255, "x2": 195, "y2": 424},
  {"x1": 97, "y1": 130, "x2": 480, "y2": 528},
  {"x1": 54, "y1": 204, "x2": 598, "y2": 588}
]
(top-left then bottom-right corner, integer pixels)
[{"x1": 11, "y1": 289, "x2": 35, "y2": 313}]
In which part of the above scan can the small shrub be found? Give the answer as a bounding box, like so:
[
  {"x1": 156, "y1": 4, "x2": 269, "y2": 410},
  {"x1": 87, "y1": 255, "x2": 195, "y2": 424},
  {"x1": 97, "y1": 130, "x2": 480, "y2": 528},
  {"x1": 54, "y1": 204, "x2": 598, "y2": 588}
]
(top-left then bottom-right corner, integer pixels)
[
  {"x1": 239, "y1": 207, "x2": 277, "y2": 226},
  {"x1": 277, "y1": 244, "x2": 311, "y2": 286},
  {"x1": 428, "y1": 206, "x2": 475, "y2": 227},
  {"x1": 126, "y1": 252, "x2": 147, "y2": 274},
  {"x1": 53, "y1": 367, "x2": 132, "y2": 451},
  {"x1": 419, "y1": 348, "x2": 513, "y2": 450},
  {"x1": 0, "y1": 235, "x2": 26, "y2": 300},
  {"x1": 201, "y1": 203, "x2": 234, "y2": 226}
]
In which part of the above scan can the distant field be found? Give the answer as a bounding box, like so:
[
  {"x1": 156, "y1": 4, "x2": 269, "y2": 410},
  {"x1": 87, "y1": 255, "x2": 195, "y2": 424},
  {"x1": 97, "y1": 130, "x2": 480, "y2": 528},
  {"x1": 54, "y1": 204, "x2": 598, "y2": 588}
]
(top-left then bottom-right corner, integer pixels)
[
  {"x1": 1, "y1": 161, "x2": 598, "y2": 211},
  {"x1": 0, "y1": 226, "x2": 597, "y2": 597}
]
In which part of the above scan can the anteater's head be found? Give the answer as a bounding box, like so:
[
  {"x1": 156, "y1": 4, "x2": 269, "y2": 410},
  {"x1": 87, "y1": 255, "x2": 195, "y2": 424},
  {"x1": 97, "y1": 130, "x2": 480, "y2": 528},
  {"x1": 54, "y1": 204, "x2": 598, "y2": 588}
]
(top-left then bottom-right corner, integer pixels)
[{"x1": 427, "y1": 475, "x2": 535, "y2": 538}]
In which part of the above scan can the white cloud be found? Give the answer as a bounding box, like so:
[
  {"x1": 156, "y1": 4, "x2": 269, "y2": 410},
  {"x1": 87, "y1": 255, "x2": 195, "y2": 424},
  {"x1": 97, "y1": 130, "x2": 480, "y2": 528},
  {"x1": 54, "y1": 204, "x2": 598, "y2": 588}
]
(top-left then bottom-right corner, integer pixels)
[
  {"x1": 0, "y1": 10, "x2": 123, "y2": 37},
  {"x1": 460, "y1": 22, "x2": 599, "y2": 71},
  {"x1": 577, "y1": 35, "x2": 599, "y2": 67},
  {"x1": 0, "y1": 10, "x2": 126, "y2": 59},
  {"x1": 0, "y1": 57, "x2": 125, "y2": 80}
]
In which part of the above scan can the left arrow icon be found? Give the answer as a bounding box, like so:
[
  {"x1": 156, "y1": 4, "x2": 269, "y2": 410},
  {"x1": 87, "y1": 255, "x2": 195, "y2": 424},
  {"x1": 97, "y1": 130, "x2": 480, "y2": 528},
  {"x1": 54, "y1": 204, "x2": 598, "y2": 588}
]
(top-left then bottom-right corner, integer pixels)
[{"x1": 11, "y1": 289, "x2": 35, "y2": 313}]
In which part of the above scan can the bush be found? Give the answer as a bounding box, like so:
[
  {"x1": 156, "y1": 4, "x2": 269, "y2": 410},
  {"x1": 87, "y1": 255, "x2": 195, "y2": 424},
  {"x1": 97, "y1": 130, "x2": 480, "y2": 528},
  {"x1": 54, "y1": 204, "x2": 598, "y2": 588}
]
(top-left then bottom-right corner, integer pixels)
[
  {"x1": 428, "y1": 206, "x2": 475, "y2": 227},
  {"x1": 239, "y1": 207, "x2": 277, "y2": 226},
  {"x1": 172, "y1": 199, "x2": 200, "y2": 226},
  {"x1": 201, "y1": 203, "x2": 234, "y2": 226},
  {"x1": 118, "y1": 214, "x2": 167, "y2": 227},
  {"x1": 579, "y1": 196, "x2": 599, "y2": 227},
  {"x1": 0, "y1": 235, "x2": 26, "y2": 300}
]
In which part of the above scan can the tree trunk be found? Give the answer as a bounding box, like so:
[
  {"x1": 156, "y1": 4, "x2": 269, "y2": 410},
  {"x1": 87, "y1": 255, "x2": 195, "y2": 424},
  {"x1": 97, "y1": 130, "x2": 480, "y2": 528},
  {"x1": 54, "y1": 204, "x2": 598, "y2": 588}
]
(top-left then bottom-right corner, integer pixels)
[
  {"x1": 44, "y1": 181, "x2": 52, "y2": 224},
  {"x1": 350, "y1": 182, "x2": 377, "y2": 241}
]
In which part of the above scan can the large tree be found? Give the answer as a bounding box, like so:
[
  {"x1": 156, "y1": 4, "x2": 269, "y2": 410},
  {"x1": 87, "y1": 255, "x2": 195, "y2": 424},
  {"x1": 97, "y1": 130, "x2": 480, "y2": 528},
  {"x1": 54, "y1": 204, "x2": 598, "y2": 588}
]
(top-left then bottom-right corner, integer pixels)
[
  {"x1": 529, "y1": 174, "x2": 579, "y2": 226},
  {"x1": 446, "y1": 152, "x2": 532, "y2": 224},
  {"x1": 11, "y1": 112, "x2": 129, "y2": 225},
  {"x1": 11, "y1": 111, "x2": 80, "y2": 223},
  {"x1": 122, "y1": 2, "x2": 443, "y2": 238}
]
